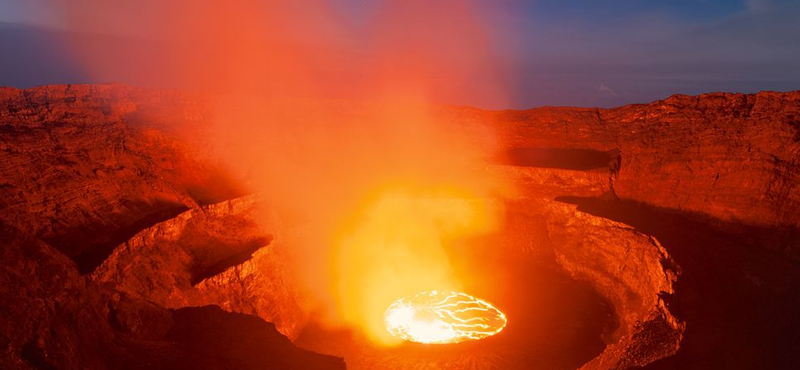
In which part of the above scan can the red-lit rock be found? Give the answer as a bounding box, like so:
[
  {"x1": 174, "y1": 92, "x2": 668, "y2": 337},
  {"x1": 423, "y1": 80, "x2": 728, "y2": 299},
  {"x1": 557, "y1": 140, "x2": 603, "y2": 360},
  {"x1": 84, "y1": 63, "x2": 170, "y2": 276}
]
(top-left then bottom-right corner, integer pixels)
[
  {"x1": 92, "y1": 194, "x2": 306, "y2": 339},
  {"x1": 0, "y1": 84, "x2": 242, "y2": 273},
  {"x1": 1, "y1": 84, "x2": 798, "y2": 369},
  {"x1": 475, "y1": 91, "x2": 800, "y2": 259},
  {"x1": 0, "y1": 221, "x2": 343, "y2": 370}
]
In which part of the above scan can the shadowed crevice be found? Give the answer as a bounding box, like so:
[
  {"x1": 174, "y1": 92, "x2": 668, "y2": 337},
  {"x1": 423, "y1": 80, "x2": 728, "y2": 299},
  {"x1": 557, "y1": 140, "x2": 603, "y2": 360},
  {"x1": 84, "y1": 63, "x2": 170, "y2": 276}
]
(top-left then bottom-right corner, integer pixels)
[
  {"x1": 57, "y1": 202, "x2": 190, "y2": 275},
  {"x1": 21, "y1": 340, "x2": 57, "y2": 370},
  {"x1": 496, "y1": 147, "x2": 620, "y2": 171},
  {"x1": 190, "y1": 236, "x2": 272, "y2": 286},
  {"x1": 167, "y1": 305, "x2": 345, "y2": 370},
  {"x1": 554, "y1": 196, "x2": 800, "y2": 370}
]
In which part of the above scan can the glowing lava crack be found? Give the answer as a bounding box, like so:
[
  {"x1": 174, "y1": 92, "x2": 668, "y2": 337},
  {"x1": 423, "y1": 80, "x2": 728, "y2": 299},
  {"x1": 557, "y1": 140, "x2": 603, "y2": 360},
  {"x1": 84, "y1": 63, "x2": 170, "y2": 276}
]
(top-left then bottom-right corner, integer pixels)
[{"x1": 384, "y1": 291, "x2": 507, "y2": 344}]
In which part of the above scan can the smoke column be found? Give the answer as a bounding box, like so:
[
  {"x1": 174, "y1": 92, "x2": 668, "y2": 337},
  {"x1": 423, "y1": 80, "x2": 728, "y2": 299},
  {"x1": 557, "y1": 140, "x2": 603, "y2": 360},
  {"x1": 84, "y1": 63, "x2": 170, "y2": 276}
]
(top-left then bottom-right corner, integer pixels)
[{"x1": 56, "y1": 0, "x2": 512, "y2": 344}]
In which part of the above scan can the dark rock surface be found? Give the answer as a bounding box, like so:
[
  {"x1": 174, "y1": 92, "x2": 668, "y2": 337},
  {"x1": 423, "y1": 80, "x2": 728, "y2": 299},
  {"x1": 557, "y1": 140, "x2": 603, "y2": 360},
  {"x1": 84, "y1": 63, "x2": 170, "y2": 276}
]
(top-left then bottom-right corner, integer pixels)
[
  {"x1": 0, "y1": 220, "x2": 344, "y2": 370},
  {"x1": 167, "y1": 305, "x2": 344, "y2": 370}
]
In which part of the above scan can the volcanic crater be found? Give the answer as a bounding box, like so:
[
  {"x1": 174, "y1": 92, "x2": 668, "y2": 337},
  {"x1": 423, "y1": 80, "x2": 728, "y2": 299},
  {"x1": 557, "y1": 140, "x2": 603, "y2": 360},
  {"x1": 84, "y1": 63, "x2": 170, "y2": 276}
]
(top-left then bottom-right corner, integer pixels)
[{"x1": 1, "y1": 85, "x2": 799, "y2": 370}]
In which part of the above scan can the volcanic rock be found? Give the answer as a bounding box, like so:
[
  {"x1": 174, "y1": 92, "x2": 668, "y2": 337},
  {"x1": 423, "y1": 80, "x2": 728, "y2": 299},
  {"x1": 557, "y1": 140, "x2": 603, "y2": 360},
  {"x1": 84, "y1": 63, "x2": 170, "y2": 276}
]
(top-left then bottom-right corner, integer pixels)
[
  {"x1": 92, "y1": 194, "x2": 306, "y2": 338},
  {"x1": 0, "y1": 84, "x2": 339, "y2": 369},
  {"x1": 473, "y1": 91, "x2": 800, "y2": 259},
  {"x1": 0, "y1": 84, "x2": 243, "y2": 273},
  {"x1": 535, "y1": 198, "x2": 683, "y2": 369},
  {"x1": 0, "y1": 221, "x2": 343, "y2": 370},
  {"x1": 1, "y1": 84, "x2": 799, "y2": 369}
]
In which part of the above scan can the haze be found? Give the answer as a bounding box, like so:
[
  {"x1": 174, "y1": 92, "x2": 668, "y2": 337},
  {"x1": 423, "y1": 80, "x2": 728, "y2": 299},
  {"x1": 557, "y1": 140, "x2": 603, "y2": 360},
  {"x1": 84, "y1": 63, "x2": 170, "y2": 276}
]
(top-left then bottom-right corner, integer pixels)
[{"x1": 1, "y1": 0, "x2": 798, "y2": 108}]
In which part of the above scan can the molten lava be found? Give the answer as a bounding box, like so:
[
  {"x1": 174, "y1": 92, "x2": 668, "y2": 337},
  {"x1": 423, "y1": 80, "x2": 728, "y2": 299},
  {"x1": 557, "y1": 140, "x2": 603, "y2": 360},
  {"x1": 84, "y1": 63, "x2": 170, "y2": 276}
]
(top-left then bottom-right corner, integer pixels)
[{"x1": 384, "y1": 291, "x2": 507, "y2": 344}]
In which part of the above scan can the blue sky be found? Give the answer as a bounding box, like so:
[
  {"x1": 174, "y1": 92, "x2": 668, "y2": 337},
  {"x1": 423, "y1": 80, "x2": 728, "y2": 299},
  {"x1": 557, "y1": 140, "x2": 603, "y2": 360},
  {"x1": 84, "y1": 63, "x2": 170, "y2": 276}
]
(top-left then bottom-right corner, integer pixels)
[{"x1": 1, "y1": 0, "x2": 798, "y2": 108}]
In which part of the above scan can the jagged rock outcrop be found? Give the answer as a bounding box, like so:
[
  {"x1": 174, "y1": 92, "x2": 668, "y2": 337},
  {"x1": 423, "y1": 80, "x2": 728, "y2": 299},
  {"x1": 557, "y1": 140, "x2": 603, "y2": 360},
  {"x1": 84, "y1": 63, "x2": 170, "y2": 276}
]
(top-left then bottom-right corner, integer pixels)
[
  {"x1": 92, "y1": 194, "x2": 306, "y2": 339},
  {"x1": 0, "y1": 221, "x2": 344, "y2": 370},
  {"x1": 537, "y1": 199, "x2": 683, "y2": 369}
]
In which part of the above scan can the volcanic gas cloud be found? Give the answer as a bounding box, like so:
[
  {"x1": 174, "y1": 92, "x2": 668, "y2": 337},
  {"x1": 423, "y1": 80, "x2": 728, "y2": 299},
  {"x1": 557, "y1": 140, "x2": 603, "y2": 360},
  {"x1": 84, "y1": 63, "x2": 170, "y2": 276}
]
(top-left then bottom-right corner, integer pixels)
[{"x1": 54, "y1": 0, "x2": 513, "y2": 344}]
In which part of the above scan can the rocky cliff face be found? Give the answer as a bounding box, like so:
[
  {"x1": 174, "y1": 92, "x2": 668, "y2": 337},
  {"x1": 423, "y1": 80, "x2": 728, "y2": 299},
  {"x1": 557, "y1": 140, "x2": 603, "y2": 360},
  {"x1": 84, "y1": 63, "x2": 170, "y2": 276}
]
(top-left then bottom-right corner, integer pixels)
[
  {"x1": 91, "y1": 194, "x2": 306, "y2": 339},
  {"x1": 0, "y1": 85, "x2": 339, "y2": 370},
  {"x1": 1, "y1": 85, "x2": 798, "y2": 370},
  {"x1": 475, "y1": 92, "x2": 800, "y2": 259},
  {"x1": 0, "y1": 84, "x2": 243, "y2": 273},
  {"x1": 471, "y1": 91, "x2": 800, "y2": 369},
  {"x1": 0, "y1": 221, "x2": 344, "y2": 370}
]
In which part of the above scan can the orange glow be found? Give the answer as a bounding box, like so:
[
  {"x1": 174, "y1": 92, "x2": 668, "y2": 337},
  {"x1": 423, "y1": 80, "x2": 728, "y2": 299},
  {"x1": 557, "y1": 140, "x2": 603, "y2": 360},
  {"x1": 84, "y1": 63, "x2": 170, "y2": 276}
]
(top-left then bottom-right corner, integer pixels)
[
  {"x1": 333, "y1": 190, "x2": 501, "y2": 345},
  {"x1": 54, "y1": 1, "x2": 514, "y2": 344},
  {"x1": 384, "y1": 291, "x2": 507, "y2": 344}
]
